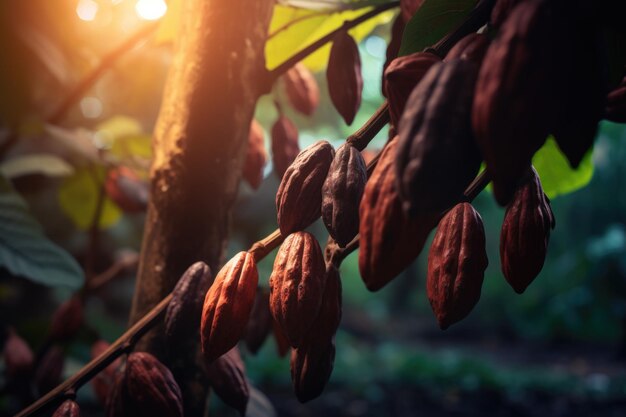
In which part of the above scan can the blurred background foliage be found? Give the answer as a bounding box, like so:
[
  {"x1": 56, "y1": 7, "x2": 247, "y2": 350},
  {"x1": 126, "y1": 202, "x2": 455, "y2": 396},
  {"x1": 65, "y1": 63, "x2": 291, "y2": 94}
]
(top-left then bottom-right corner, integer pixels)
[{"x1": 1, "y1": 1, "x2": 625, "y2": 416}]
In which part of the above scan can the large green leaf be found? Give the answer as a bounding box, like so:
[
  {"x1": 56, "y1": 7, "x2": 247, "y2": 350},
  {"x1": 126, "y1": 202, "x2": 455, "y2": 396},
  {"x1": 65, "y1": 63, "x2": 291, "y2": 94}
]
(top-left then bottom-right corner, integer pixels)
[
  {"x1": 0, "y1": 177, "x2": 84, "y2": 289},
  {"x1": 398, "y1": 0, "x2": 476, "y2": 56}
]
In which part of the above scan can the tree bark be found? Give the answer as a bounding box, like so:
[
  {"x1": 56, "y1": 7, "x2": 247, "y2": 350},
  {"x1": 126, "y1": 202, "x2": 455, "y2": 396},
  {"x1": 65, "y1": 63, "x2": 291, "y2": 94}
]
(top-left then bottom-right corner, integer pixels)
[{"x1": 129, "y1": 0, "x2": 274, "y2": 414}]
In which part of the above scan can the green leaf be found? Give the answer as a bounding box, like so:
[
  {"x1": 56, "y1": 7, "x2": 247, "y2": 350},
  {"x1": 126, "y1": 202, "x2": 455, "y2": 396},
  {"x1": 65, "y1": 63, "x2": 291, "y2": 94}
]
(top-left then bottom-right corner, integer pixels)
[
  {"x1": 0, "y1": 154, "x2": 74, "y2": 179},
  {"x1": 532, "y1": 137, "x2": 594, "y2": 199},
  {"x1": 0, "y1": 176, "x2": 84, "y2": 289},
  {"x1": 398, "y1": 0, "x2": 476, "y2": 56}
]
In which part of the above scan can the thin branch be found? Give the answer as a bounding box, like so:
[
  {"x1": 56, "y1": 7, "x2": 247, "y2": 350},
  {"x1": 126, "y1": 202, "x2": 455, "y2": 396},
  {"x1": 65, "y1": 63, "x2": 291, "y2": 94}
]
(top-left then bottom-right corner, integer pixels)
[
  {"x1": 86, "y1": 252, "x2": 140, "y2": 293},
  {"x1": 347, "y1": 102, "x2": 390, "y2": 151},
  {"x1": 268, "y1": 10, "x2": 332, "y2": 39}
]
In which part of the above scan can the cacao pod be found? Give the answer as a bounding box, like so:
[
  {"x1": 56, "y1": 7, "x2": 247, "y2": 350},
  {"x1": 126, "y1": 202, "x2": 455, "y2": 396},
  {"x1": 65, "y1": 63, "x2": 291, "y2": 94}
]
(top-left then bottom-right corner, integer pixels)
[
  {"x1": 276, "y1": 140, "x2": 335, "y2": 235},
  {"x1": 321, "y1": 143, "x2": 367, "y2": 247},
  {"x1": 327, "y1": 29, "x2": 363, "y2": 125},
  {"x1": 165, "y1": 261, "x2": 213, "y2": 342},
  {"x1": 606, "y1": 78, "x2": 626, "y2": 122},
  {"x1": 243, "y1": 119, "x2": 267, "y2": 190},
  {"x1": 313, "y1": 262, "x2": 342, "y2": 343},
  {"x1": 500, "y1": 167, "x2": 555, "y2": 294},
  {"x1": 290, "y1": 339, "x2": 335, "y2": 403},
  {"x1": 271, "y1": 115, "x2": 300, "y2": 180},
  {"x1": 201, "y1": 252, "x2": 258, "y2": 363},
  {"x1": 383, "y1": 51, "x2": 441, "y2": 127},
  {"x1": 105, "y1": 373, "x2": 127, "y2": 417},
  {"x1": 472, "y1": 0, "x2": 560, "y2": 205},
  {"x1": 105, "y1": 166, "x2": 148, "y2": 213},
  {"x1": 50, "y1": 296, "x2": 83, "y2": 342},
  {"x1": 52, "y1": 399, "x2": 80, "y2": 417},
  {"x1": 270, "y1": 231, "x2": 326, "y2": 347},
  {"x1": 272, "y1": 319, "x2": 290, "y2": 357},
  {"x1": 490, "y1": 0, "x2": 522, "y2": 28},
  {"x1": 444, "y1": 33, "x2": 489, "y2": 63},
  {"x1": 35, "y1": 345, "x2": 65, "y2": 395},
  {"x1": 244, "y1": 287, "x2": 273, "y2": 355},
  {"x1": 3, "y1": 329, "x2": 33, "y2": 381},
  {"x1": 122, "y1": 352, "x2": 183, "y2": 417},
  {"x1": 205, "y1": 347, "x2": 249, "y2": 416},
  {"x1": 90, "y1": 340, "x2": 121, "y2": 406},
  {"x1": 397, "y1": 60, "x2": 482, "y2": 215},
  {"x1": 283, "y1": 63, "x2": 320, "y2": 116},
  {"x1": 400, "y1": 0, "x2": 425, "y2": 23},
  {"x1": 382, "y1": 16, "x2": 406, "y2": 83},
  {"x1": 359, "y1": 139, "x2": 440, "y2": 291},
  {"x1": 427, "y1": 202, "x2": 488, "y2": 329}
]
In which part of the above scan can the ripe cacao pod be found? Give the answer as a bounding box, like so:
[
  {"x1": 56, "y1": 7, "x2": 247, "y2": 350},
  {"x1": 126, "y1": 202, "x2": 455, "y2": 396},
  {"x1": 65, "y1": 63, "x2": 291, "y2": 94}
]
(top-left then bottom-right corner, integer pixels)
[
  {"x1": 444, "y1": 33, "x2": 489, "y2": 63},
  {"x1": 50, "y1": 296, "x2": 83, "y2": 341},
  {"x1": 500, "y1": 167, "x2": 555, "y2": 294},
  {"x1": 201, "y1": 252, "x2": 258, "y2": 363},
  {"x1": 244, "y1": 287, "x2": 273, "y2": 355},
  {"x1": 321, "y1": 143, "x2": 367, "y2": 247},
  {"x1": 52, "y1": 399, "x2": 80, "y2": 417},
  {"x1": 327, "y1": 29, "x2": 363, "y2": 125},
  {"x1": 472, "y1": 0, "x2": 560, "y2": 205},
  {"x1": 290, "y1": 339, "x2": 335, "y2": 403},
  {"x1": 276, "y1": 140, "x2": 335, "y2": 235},
  {"x1": 383, "y1": 16, "x2": 406, "y2": 81},
  {"x1": 359, "y1": 139, "x2": 440, "y2": 291},
  {"x1": 427, "y1": 202, "x2": 488, "y2": 329},
  {"x1": 35, "y1": 345, "x2": 65, "y2": 395},
  {"x1": 272, "y1": 319, "x2": 290, "y2": 357},
  {"x1": 383, "y1": 51, "x2": 441, "y2": 127},
  {"x1": 400, "y1": 0, "x2": 425, "y2": 23},
  {"x1": 271, "y1": 115, "x2": 300, "y2": 180},
  {"x1": 606, "y1": 77, "x2": 626, "y2": 122},
  {"x1": 122, "y1": 352, "x2": 183, "y2": 417},
  {"x1": 243, "y1": 120, "x2": 267, "y2": 190},
  {"x1": 270, "y1": 231, "x2": 326, "y2": 347},
  {"x1": 165, "y1": 261, "x2": 213, "y2": 342},
  {"x1": 490, "y1": 0, "x2": 522, "y2": 28},
  {"x1": 396, "y1": 60, "x2": 483, "y2": 215},
  {"x1": 283, "y1": 63, "x2": 320, "y2": 116},
  {"x1": 205, "y1": 347, "x2": 249, "y2": 416},
  {"x1": 105, "y1": 166, "x2": 148, "y2": 213},
  {"x1": 90, "y1": 340, "x2": 121, "y2": 406}
]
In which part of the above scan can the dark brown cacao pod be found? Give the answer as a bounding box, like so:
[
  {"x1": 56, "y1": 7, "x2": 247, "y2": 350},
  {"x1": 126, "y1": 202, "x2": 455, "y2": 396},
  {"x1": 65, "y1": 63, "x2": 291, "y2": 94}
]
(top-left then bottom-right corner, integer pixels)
[
  {"x1": 427, "y1": 202, "x2": 488, "y2": 329},
  {"x1": 165, "y1": 261, "x2": 212, "y2": 342},
  {"x1": 490, "y1": 0, "x2": 522, "y2": 28},
  {"x1": 205, "y1": 347, "x2": 249, "y2": 416},
  {"x1": 383, "y1": 16, "x2": 406, "y2": 82},
  {"x1": 290, "y1": 339, "x2": 335, "y2": 403},
  {"x1": 606, "y1": 78, "x2": 626, "y2": 122},
  {"x1": 105, "y1": 166, "x2": 148, "y2": 213},
  {"x1": 35, "y1": 346, "x2": 65, "y2": 395},
  {"x1": 244, "y1": 287, "x2": 273, "y2": 355},
  {"x1": 276, "y1": 141, "x2": 335, "y2": 235},
  {"x1": 283, "y1": 63, "x2": 319, "y2": 116},
  {"x1": 91, "y1": 340, "x2": 121, "y2": 406},
  {"x1": 201, "y1": 252, "x2": 258, "y2": 363},
  {"x1": 383, "y1": 51, "x2": 441, "y2": 127},
  {"x1": 52, "y1": 399, "x2": 80, "y2": 417},
  {"x1": 472, "y1": 0, "x2": 560, "y2": 205},
  {"x1": 400, "y1": 0, "x2": 425, "y2": 23},
  {"x1": 243, "y1": 119, "x2": 267, "y2": 190},
  {"x1": 359, "y1": 139, "x2": 440, "y2": 291},
  {"x1": 50, "y1": 296, "x2": 83, "y2": 341},
  {"x1": 270, "y1": 231, "x2": 326, "y2": 347},
  {"x1": 327, "y1": 29, "x2": 362, "y2": 125},
  {"x1": 123, "y1": 352, "x2": 183, "y2": 417},
  {"x1": 321, "y1": 143, "x2": 367, "y2": 247},
  {"x1": 271, "y1": 115, "x2": 300, "y2": 180},
  {"x1": 397, "y1": 60, "x2": 483, "y2": 215},
  {"x1": 500, "y1": 167, "x2": 555, "y2": 294},
  {"x1": 444, "y1": 33, "x2": 489, "y2": 63}
]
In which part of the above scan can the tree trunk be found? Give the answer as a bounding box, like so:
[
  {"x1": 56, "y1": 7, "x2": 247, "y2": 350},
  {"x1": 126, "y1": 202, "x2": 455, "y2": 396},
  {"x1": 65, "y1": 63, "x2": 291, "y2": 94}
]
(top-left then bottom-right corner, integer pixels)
[{"x1": 129, "y1": 0, "x2": 274, "y2": 414}]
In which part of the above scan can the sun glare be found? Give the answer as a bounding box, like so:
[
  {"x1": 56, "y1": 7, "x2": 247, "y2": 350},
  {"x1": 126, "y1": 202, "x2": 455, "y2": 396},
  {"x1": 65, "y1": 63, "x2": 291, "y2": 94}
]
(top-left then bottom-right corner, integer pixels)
[
  {"x1": 135, "y1": 0, "x2": 167, "y2": 21},
  {"x1": 76, "y1": 0, "x2": 99, "y2": 21}
]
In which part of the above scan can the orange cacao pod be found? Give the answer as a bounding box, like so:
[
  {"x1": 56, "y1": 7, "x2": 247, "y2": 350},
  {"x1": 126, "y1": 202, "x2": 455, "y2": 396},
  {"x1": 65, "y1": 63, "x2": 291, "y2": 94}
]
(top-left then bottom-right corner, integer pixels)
[
  {"x1": 383, "y1": 51, "x2": 441, "y2": 127},
  {"x1": 283, "y1": 63, "x2": 320, "y2": 116},
  {"x1": 50, "y1": 296, "x2": 83, "y2": 341},
  {"x1": 321, "y1": 143, "x2": 367, "y2": 247},
  {"x1": 201, "y1": 252, "x2": 258, "y2": 363},
  {"x1": 122, "y1": 352, "x2": 183, "y2": 417},
  {"x1": 270, "y1": 231, "x2": 326, "y2": 347},
  {"x1": 276, "y1": 141, "x2": 335, "y2": 235},
  {"x1": 427, "y1": 202, "x2": 488, "y2": 329},
  {"x1": 244, "y1": 287, "x2": 273, "y2": 355},
  {"x1": 327, "y1": 30, "x2": 362, "y2": 125},
  {"x1": 243, "y1": 120, "x2": 267, "y2": 190},
  {"x1": 444, "y1": 33, "x2": 489, "y2": 63},
  {"x1": 271, "y1": 115, "x2": 300, "y2": 180},
  {"x1": 105, "y1": 166, "x2": 148, "y2": 213},
  {"x1": 400, "y1": 0, "x2": 425, "y2": 23},
  {"x1": 606, "y1": 78, "x2": 626, "y2": 123},
  {"x1": 165, "y1": 261, "x2": 212, "y2": 342},
  {"x1": 3, "y1": 329, "x2": 33, "y2": 381},
  {"x1": 205, "y1": 347, "x2": 249, "y2": 416},
  {"x1": 500, "y1": 168, "x2": 555, "y2": 294},
  {"x1": 359, "y1": 139, "x2": 439, "y2": 291},
  {"x1": 35, "y1": 345, "x2": 64, "y2": 395},
  {"x1": 52, "y1": 399, "x2": 80, "y2": 417},
  {"x1": 290, "y1": 339, "x2": 335, "y2": 403}
]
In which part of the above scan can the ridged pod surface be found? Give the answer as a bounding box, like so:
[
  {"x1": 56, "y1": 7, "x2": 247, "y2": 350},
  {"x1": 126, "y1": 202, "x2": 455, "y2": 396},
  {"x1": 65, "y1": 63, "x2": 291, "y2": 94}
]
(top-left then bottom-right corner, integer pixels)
[
  {"x1": 243, "y1": 120, "x2": 267, "y2": 190},
  {"x1": 52, "y1": 400, "x2": 80, "y2": 417},
  {"x1": 276, "y1": 141, "x2": 335, "y2": 235},
  {"x1": 205, "y1": 347, "x2": 249, "y2": 416},
  {"x1": 284, "y1": 63, "x2": 320, "y2": 116},
  {"x1": 444, "y1": 33, "x2": 490, "y2": 63},
  {"x1": 201, "y1": 252, "x2": 258, "y2": 363},
  {"x1": 327, "y1": 30, "x2": 363, "y2": 125},
  {"x1": 427, "y1": 203, "x2": 488, "y2": 330},
  {"x1": 271, "y1": 115, "x2": 300, "y2": 180},
  {"x1": 269, "y1": 232, "x2": 326, "y2": 347},
  {"x1": 321, "y1": 143, "x2": 367, "y2": 247},
  {"x1": 397, "y1": 60, "x2": 482, "y2": 215},
  {"x1": 500, "y1": 168, "x2": 555, "y2": 294}
]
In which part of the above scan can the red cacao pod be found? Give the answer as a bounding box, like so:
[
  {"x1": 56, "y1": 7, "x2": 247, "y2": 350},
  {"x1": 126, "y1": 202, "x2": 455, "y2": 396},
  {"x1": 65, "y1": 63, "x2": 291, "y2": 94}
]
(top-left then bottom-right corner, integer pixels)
[
  {"x1": 3, "y1": 329, "x2": 34, "y2": 381},
  {"x1": 283, "y1": 63, "x2": 320, "y2": 116},
  {"x1": 271, "y1": 115, "x2": 300, "y2": 180},
  {"x1": 52, "y1": 399, "x2": 80, "y2": 417},
  {"x1": 490, "y1": 0, "x2": 522, "y2": 28},
  {"x1": 321, "y1": 143, "x2": 367, "y2": 247},
  {"x1": 327, "y1": 30, "x2": 363, "y2": 125},
  {"x1": 606, "y1": 78, "x2": 626, "y2": 122},
  {"x1": 272, "y1": 319, "x2": 290, "y2": 357},
  {"x1": 427, "y1": 202, "x2": 488, "y2": 329},
  {"x1": 500, "y1": 167, "x2": 555, "y2": 294},
  {"x1": 270, "y1": 231, "x2": 326, "y2": 347},
  {"x1": 50, "y1": 296, "x2": 83, "y2": 342},
  {"x1": 400, "y1": 0, "x2": 425, "y2": 23},
  {"x1": 201, "y1": 252, "x2": 258, "y2": 363},
  {"x1": 105, "y1": 166, "x2": 148, "y2": 213},
  {"x1": 205, "y1": 347, "x2": 249, "y2": 416},
  {"x1": 165, "y1": 261, "x2": 213, "y2": 342},
  {"x1": 383, "y1": 16, "x2": 406, "y2": 82},
  {"x1": 444, "y1": 33, "x2": 489, "y2": 63},
  {"x1": 243, "y1": 120, "x2": 267, "y2": 190},
  {"x1": 35, "y1": 346, "x2": 65, "y2": 395},
  {"x1": 244, "y1": 287, "x2": 273, "y2": 355},
  {"x1": 290, "y1": 339, "x2": 335, "y2": 403},
  {"x1": 276, "y1": 140, "x2": 335, "y2": 235}
]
